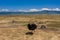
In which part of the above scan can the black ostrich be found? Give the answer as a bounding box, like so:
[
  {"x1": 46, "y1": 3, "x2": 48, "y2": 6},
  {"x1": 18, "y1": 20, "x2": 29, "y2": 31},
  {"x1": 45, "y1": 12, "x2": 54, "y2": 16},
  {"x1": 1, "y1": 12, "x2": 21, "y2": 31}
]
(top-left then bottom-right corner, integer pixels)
[{"x1": 27, "y1": 23, "x2": 37, "y2": 32}]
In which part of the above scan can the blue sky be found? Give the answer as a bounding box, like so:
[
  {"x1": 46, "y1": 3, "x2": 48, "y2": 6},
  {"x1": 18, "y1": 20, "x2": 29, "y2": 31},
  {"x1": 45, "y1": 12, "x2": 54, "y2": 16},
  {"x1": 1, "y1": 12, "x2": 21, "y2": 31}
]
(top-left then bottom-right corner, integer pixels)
[{"x1": 0, "y1": 0, "x2": 60, "y2": 10}]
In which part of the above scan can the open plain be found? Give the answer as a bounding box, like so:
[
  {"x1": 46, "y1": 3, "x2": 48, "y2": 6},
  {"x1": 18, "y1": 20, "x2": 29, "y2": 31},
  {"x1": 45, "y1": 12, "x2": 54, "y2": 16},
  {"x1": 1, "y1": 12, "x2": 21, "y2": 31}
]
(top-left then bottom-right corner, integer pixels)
[{"x1": 0, "y1": 14, "x2": 60, "y2": 40}]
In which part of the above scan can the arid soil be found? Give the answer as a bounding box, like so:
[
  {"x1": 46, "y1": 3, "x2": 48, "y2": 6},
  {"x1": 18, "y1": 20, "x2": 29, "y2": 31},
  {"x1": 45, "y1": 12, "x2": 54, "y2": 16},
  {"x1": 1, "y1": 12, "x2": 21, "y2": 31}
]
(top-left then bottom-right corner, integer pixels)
[{"x1": 0, "y1": 14, "x2": 60, "y2": 40}]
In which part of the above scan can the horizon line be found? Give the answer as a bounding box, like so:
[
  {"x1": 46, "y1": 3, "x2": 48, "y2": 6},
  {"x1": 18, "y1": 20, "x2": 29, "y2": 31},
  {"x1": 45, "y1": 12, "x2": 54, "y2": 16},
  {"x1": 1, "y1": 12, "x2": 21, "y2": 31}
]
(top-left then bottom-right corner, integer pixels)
[{"x1": 0, "y1": 8, "x2": 60, "y2": 12}]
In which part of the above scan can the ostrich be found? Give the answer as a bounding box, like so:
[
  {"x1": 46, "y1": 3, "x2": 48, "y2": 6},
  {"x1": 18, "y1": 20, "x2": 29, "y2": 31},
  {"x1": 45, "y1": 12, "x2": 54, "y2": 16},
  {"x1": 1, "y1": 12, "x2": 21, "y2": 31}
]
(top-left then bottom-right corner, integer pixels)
[
  {"x1": 27, "y1": 23, "x2": 37, "y2": 32},
  {"x1": 40, "y1": 25, "x2": 46, "y2": 29}
]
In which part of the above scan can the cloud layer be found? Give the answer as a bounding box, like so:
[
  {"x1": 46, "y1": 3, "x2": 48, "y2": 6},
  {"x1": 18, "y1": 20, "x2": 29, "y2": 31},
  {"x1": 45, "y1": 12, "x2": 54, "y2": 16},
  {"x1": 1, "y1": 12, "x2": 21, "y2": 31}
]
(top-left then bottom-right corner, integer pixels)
[
  {"x1": 0, "y1": 9, "x2": 9, "y2": 12},
  {"x1": 0, "y1": 8, "x2": 60, "y2": 12},
  {"x1": 17, "y1": 8, "x2": 60, "y2": 12}
]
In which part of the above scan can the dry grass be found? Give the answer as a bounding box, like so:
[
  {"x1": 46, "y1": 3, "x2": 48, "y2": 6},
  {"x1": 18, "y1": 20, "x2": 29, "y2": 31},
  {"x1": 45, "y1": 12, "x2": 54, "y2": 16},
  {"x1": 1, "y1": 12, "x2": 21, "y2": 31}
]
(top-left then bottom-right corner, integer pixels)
[{"x1": 0, "y1": 14, "x2": 60, "y2": 40}]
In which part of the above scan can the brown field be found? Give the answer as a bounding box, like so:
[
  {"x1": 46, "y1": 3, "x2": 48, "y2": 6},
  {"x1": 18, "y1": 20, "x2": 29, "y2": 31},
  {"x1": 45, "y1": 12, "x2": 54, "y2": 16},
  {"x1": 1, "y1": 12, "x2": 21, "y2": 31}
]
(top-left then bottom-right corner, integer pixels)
[{"x1": 0, "y1": 14, "x2": 60, "y2": 40}]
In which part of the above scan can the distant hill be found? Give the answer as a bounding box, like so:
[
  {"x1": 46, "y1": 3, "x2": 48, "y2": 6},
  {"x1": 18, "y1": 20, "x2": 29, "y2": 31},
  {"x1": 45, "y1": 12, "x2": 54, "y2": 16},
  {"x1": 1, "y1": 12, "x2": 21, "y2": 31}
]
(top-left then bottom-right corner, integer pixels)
[{"x1": 0, "y1": 10, "x2": 60, "y2": 15}]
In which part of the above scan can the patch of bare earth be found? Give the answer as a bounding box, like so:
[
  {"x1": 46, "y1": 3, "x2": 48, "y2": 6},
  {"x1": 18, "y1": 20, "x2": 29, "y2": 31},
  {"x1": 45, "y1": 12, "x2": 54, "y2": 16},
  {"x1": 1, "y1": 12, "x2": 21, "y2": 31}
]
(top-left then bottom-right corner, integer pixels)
[{"x1": 0, "y1": 26, "x2": 60, "y2": 40}]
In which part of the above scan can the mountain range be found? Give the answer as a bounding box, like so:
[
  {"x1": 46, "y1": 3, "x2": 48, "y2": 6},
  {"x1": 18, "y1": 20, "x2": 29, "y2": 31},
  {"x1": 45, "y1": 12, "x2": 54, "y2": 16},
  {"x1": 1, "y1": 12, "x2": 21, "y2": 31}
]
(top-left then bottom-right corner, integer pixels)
[{"x1": 0, "y1": 10, "x2": 60, "y2": 15}]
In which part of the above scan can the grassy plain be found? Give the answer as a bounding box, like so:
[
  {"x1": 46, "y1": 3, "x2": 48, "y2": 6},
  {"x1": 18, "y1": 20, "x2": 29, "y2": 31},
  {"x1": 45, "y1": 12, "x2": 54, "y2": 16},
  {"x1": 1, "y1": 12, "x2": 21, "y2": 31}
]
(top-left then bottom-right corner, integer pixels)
[{"x1": 0, "y1": 14, "x2": 60, "y2": 40}]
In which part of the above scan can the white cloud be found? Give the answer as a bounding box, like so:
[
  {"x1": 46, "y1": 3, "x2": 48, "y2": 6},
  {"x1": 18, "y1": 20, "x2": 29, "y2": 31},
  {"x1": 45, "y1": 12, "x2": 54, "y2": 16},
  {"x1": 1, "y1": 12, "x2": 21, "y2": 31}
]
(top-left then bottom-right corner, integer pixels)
[
  {"x1": 16, "y1": 8, "x2": 60, "y2": 12},
  {"x1": 18, "y1": 8, "x2": 60, "y2": 12},
  {"x1": 18, "y1": 10, "x2": 25, "y2": 12},
  {"x1": 17, "y1": 10, "x2": 28, "y2": 12},
  {"x1": 41, "y1": 8, "x2": 52, "y2": 11},
  {"x1": 0, "y1": 9, "x2": 9, "y2": 12},
  {"x1": 0, "y1": 8, "x2": 60, "y2": 12},
  {"x1": 29, "y1": 9, "x2": 40, "y2": 12},
  {"x1": 52, "y1": 8, "x2": 60, "y2": 11},
  {"x1": 18, "y1": 9, "x2": 40, "y2": 12},
  {"x1": 41, "y1": 8, "x2": 60, "y2": 11}
]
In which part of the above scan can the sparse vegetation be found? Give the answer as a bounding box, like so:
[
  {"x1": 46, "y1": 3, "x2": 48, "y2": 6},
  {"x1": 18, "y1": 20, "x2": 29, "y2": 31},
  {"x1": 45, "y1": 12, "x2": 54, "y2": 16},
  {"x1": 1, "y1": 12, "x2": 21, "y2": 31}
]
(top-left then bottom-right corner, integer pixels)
[{"x1": 0, "y1": 14, "x2": 60, "y2": 40}]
